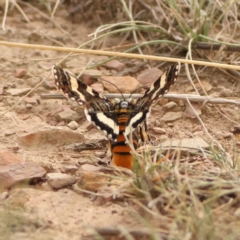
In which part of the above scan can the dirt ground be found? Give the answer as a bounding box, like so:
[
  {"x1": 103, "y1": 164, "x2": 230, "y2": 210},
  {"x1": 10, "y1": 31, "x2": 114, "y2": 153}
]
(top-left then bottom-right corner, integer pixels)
[{"x1": 1, "y1": 3, "x2": 240, "y2": 240}]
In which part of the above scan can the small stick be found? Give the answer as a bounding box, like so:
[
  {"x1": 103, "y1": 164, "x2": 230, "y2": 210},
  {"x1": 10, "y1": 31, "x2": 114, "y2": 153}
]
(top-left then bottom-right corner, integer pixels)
[{"x1": 40, "y1": 93, "x2": 240, "y2": 105}]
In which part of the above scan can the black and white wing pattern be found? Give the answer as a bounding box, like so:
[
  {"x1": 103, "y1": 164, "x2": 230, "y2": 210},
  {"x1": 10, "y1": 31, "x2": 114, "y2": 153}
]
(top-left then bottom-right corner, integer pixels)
[
  {"x1": 125, "y1": 62, "x2": 180, "y2": 135},
  {"x1": 52, "y1": 65, "x2": 119, "y2": 140}
]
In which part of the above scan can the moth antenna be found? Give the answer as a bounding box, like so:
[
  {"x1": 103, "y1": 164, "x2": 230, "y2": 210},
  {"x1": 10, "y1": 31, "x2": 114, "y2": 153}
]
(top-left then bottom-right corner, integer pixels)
[
  {"x1": 99, "y1": 78, "x2": 125, "y2": 100},
  {"x1": 129, "y1": 86, "x2": 148, "y2": 99}
]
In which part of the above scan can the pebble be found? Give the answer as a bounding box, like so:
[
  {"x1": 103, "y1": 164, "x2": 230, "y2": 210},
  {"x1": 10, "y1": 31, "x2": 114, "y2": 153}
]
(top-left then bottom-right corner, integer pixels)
[
  {"x1": 162, "y1": 137, "x2": 209, "y2": 149},
  {"x1": 67, "y1": 121, "x2": 79, "y2": 130},
  {"x1": 215, "y1": 131, "x2": 224, "y2": 140},
  {"x1": 91, "y1": 83, "x2": 104, "y2": 93},
  {"x1": 38, "y1": 61, "x2": 52, "y2": 70},
  {"x1": 82, "y1": 69, "x2": 102, "y2": 77},
  {"x1": 217, "y1": 86, "x2": 232, "y2": 97},
  {"x1": 64, "y1": 165, "x2": 78, "y2": 174},
  {"x1": 0, "y1": 191, "x2": 9, "y2": 200},
  {"x1": 161, "y1": 111, "x2": 183, "y2": 122},
  {"x1": 195, "y1": 80, "x2": 213, "y2": 92},
  {"x1": 162, "y1": 101, "x2": 178, "y2": 110},
  {"x1": 26, "y1": 103, "x2": 33, "y2": 109},
  {"x1": 25, "y1": 97, "x2": 38, "y2": 105},
  {"x1": 94, "y1": 151, "x2": 106, "y2": 158},
  {"x1": 18, "y1": 129, "x2": 85, "y2": 150},
  {"x1": 224, "y1": 132, "x2": 233, "y2": 138},
  {"x1": 57, "y1": 109, "x2": 83, "y2": 122},
  {"x1": 0, "y1": 162, "x2": 46, "y2": 189},
  {"x1": 80, "y1": 74, "x2": 98, "y2": 85},
  {"x1": 6, "y1": 88, "x2": 31, "y2": 96},
  {"x1": 101, "y1": 75, "x2": 139, "y2": 93},
  {"x1": 0, "y1": 150, "x2": 23, "y2": 166},
  {"x1": 185, "y1": 102, "x2": 202, "y2": 118},
  {"x1": 105, "y1": 60, "x2": 125, "y2": 72},
  {"x1": 47, "y1": 173, "x2": 76, "y2": 189},
  {"x1": 15, "y1": 68, "x2": 27, "y2": 78},
  {"x1": 5, "y1": 131, "x2": 16, "y2": 136},
  {"x1": 152, "y1": 127, "x2": 167, "y2": 134},
  {"x1": 137, "y1": 68, "x2": 163, "y2": 86}
]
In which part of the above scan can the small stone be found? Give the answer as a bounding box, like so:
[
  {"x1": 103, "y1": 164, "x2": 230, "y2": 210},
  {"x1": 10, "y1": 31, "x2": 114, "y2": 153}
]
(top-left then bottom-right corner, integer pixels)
[
  {"x1": 25, "y1": 97, "x2": 38, "y2": 105},
  {"x1": 6, "y1": 88, "x2": 31, "y2": 96},
  {"x1": 81, "y1": 164, "x2": 103, "y2": 172},
  {"x1": 185, "y1": 102, "x2": 202, "y2": 118},
  {"x1": 41, "y1": 182, "x2": 53, "y2": 191},
  {"x1": 0, "y1": 162, "x2": 46, "y2": 189},
  {"x1": 215, "y1": 131, "x2": 222, "y2": 139},
  {"x1": 161, "y1": 111, "x2": 183, "y2": 122},
  {"x1": 82, "y1": 69, "x2": 102, "y2": 77},
  {"x1": 80, "y1": 121, "x2": 94, "y2": 131},
  {"x1": 152, "y1": 127, "x2": 166, "y2": 134},
  {"x1": 5, "y1": 131, "x2": 15, "y2": 136},
  {"x1": 38, "y1": 61, "x2": 52, "y2": 70},
  {"x1": 234, "y1": 208, "x2": 240, "y2": 217},
  {"x1": 224, "y1": 132, "x2": 233, "y2": 138},
  {"x1": 193, "y1": 131, "x2": 205, "y2": 137},
  {"x1": 15, "y1": 68, "x2": 27, "y2": 78},
  {"x1": 0, "y1": 151, "x2": 23, "y2": 166},
  {"x1": 219, "y1": 87, "x2": 232, "y2": 97},
  {"x1": 162, "y1": 137, "x2": 209, "y2": 149},
  {"x1": 101, "y1": 76, "x2": 139, "y2": 93},
  {"x1": 195, "y1": 80, "x2": 212, "y2": 92},
  {"x1": 67, "y1": 121, "x2": 79, "y2": 130},
  {"x1": 43, "y1": 80, "x2": 56, "y2": 90},
  {"x1": 162, "y1": 101, "x2": 177, "y2": 110},
  {"x1": 57, "y1": 109, "x2": 83, "y2": 122},
  {"x1": 46, "y1": 173, "x2": 76, "y2": 189},
  {"x1": 80, "y1": 74, "x2": 98, "y2": 85},
  {"x1": 18, "y1": 129, "x2": 84, "y2": 150},
  {"x1": 91, "y1": 83, "x2": 104, "y2": 93},
  {"x1": 105, "y1": 60, "x2": 125, "y2": 72},
  {"x1": 64, "y1": 165, "x2": 78, "y2": 174},
  {"x1": 26, "y1": 103, "x2": 33, "y2": 109},
  {"x1": 137, "y1": 68, "x2": 163, "y2": 86},
  {"x1": 0, "y1": 191, "x2": 9, "y2": 200},
  {"x1": 94, "y1": 151, "x2": 106, "y2": 158}
]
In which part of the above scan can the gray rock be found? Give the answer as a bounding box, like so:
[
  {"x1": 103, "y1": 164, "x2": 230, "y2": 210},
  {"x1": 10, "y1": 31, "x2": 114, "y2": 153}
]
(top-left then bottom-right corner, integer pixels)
[{"x1": 47, "y1": 173, "x2": 76, "y2": 189}]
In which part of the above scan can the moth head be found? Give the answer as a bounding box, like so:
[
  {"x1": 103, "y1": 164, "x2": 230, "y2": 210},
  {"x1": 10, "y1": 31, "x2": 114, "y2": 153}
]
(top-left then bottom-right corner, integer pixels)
[{"x1": 120, "y1": 101, "x2": 129, "y2": 109}]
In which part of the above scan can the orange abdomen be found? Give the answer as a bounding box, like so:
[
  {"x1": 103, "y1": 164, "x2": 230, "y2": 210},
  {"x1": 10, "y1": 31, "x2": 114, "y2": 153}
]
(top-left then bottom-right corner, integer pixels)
[
  {"x1": 112, "y1": 134, "x2": 133, "y2": 169},
  {"x1": 111, "y1": 115, "x2": 134, "y2": 169}
]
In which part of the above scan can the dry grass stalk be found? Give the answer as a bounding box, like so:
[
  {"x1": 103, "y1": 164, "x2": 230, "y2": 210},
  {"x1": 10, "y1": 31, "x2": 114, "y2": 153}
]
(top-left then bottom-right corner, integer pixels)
[{"x1": 1, "y1": 41, "x2": 240, "y2": 70}]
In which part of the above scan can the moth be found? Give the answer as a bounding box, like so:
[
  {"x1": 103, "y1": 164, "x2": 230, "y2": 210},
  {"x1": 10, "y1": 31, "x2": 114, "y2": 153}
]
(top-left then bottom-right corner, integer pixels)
[{"x1": 52, "y1": 62, "x2": 180, "y2": 169}]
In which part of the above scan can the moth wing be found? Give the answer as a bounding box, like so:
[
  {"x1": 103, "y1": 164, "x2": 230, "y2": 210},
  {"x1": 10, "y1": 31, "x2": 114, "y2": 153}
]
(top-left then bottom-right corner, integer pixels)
[
  {"x1": 52, "y1": 65, "x2": 119, "y2": 140},
  {"x1": 125, "y1": 62, "x2": 180, "y2": 135}
]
